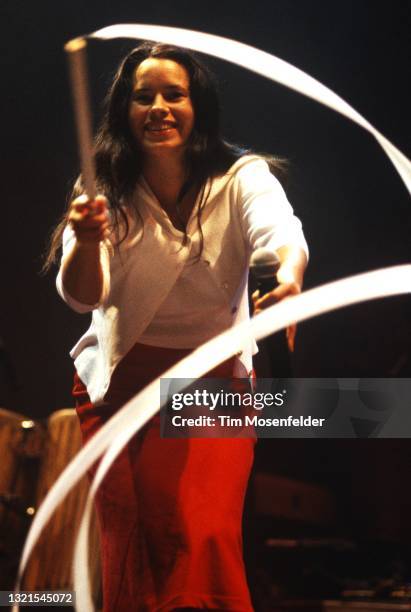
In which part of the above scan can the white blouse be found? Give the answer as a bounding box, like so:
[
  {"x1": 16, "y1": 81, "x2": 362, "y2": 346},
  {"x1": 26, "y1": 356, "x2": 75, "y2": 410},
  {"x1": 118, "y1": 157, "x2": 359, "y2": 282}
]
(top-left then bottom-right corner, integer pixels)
[{"x1": 57, "y1": 155, "x2": 308, "y2": 404}]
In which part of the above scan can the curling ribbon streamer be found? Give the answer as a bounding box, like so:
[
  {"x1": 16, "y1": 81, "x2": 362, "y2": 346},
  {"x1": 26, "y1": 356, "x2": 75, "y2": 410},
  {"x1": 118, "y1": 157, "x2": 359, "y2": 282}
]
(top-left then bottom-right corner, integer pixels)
[
  {"x1": 72, "y1": 269, "x2": 411, "y2": 612},
  {"x1": 15, "y1": 267, "x2": 411, "y2": 612},
  {"x1": 13, "y1": 24, "x2": 411, "y2": 612},
  {"x1": 87, "y1": 24, "x2": 411, "y2": 194}
]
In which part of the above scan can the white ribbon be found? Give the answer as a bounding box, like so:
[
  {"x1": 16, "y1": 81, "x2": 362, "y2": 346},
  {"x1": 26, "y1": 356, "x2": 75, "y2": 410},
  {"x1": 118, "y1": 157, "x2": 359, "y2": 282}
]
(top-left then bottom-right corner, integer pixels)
[
  {"x1": 88, "y1": 24, "x2": 411, "y2": 195},
  {"x1": 15, "y1": 268, "x2": 411, "y2": 611},
  {"x1": 71, "y1": 265, "x2": 411, "y2": 612},
  {"x1": 13, "y1": 24, "x2": 411, "y2": 612}
]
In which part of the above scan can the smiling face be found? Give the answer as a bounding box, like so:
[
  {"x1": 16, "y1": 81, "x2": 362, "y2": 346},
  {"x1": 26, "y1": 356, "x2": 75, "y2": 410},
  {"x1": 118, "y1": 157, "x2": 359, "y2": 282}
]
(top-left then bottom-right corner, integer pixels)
[{"x1": 128, "y1": 58, "x2": 195, "y2": 160}]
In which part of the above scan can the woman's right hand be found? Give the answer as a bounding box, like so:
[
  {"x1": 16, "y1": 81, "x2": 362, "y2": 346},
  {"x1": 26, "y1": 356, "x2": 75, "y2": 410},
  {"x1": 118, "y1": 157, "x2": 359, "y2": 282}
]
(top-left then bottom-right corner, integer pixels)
[
  {"x1": 68, "y1": 194, "x2": 109, "y2": 245},
  {"x1": 61, "y1": 194, "x2": 110, "y2": 306}
]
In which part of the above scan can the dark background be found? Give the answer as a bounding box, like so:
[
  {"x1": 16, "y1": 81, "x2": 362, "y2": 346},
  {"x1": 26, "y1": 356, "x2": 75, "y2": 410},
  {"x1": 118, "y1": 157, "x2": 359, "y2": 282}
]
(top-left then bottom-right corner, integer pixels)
[{"x1": 1, "y1": 0, "x2": 411, "y2": 563}]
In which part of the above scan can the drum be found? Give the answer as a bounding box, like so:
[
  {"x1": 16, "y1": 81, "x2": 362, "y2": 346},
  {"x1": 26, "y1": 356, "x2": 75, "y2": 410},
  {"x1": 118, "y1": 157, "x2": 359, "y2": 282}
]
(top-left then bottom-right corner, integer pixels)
[
  {"x1": 22, "y1": 409, "x2": 101, "y2": 606},
  {"x1": 0, "y1": 407, "x2": 45, "y2": 589}
]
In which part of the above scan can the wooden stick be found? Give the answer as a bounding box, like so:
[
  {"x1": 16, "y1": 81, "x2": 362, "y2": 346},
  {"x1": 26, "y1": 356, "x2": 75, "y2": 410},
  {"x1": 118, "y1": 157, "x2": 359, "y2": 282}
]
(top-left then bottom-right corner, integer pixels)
[{"x1": 64, "y1": 37, "x2": 96, "y2": 201}]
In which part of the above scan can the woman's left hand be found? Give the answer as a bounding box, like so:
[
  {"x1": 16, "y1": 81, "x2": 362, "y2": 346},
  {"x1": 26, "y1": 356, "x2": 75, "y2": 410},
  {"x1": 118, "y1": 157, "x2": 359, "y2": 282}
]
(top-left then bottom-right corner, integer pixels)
[{"x1": 252, "y1": 281, "x2": 301, "y2": 352}]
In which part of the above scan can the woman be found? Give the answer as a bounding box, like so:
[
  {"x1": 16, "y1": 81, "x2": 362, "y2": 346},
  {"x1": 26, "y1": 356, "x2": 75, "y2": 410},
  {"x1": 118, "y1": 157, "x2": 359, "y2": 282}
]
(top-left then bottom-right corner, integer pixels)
[{"x1": 45, "y1": 43, "x2": 307, "y2": 611}]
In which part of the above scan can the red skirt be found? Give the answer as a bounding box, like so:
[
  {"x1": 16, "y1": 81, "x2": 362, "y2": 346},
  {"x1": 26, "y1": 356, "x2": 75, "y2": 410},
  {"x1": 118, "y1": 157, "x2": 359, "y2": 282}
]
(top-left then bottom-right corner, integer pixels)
[{"x1": 73, "y1": 343, "x2": 255, "y2": 612}]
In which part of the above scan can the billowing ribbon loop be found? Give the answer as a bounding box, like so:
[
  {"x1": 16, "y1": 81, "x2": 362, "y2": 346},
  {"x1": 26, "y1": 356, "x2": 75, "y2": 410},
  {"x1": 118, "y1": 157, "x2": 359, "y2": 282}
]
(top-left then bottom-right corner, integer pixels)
[{"x1": 89, "y1": 24, "x2": 411, "y2": 194}]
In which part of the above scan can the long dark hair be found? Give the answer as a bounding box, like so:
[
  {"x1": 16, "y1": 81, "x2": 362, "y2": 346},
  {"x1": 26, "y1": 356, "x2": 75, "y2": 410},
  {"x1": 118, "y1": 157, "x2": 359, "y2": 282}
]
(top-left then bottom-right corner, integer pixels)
[{"x1": 43, "y1": 42, "x2": 286, "y2": 271}]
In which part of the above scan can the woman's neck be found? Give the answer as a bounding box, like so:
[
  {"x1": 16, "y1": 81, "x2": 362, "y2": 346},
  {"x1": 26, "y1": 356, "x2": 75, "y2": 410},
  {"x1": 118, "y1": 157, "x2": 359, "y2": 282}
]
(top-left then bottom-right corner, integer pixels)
[{"x1": 142, "y1": 154, "x2": 187, "y2": 210}]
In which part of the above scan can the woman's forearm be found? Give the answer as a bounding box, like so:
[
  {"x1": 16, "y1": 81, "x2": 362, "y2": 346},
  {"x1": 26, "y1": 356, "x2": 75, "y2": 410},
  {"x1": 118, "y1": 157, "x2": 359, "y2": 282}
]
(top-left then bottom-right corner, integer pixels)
[
  {"x1": 61, "y1": 194, "x2": 110, "y2": 306},
  {"x1": 276, "y1": 245, "x2": 308, "y2": 289},
  {"x1": 61, "y1": 241, "x2": 105, "y2": 306}
]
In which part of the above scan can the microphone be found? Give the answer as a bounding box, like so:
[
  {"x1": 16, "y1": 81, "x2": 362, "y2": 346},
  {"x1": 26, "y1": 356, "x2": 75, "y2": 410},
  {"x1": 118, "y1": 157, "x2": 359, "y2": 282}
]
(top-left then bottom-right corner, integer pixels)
[
  {"x1": 250, "y1": 247, "x2": 280, "y2": 296},
  {"x1": 250, "y1": 248, "x2": 293, "y2": 367}
]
